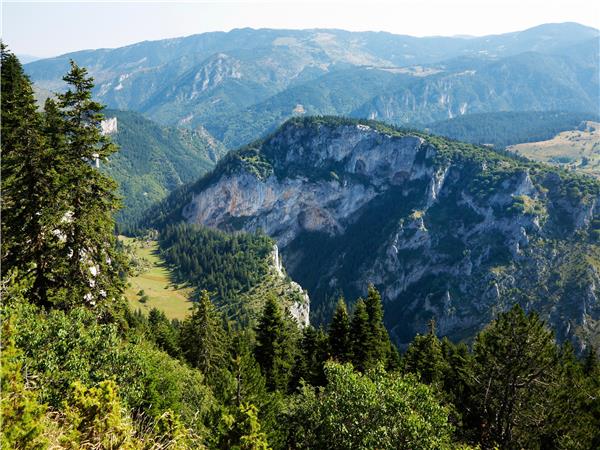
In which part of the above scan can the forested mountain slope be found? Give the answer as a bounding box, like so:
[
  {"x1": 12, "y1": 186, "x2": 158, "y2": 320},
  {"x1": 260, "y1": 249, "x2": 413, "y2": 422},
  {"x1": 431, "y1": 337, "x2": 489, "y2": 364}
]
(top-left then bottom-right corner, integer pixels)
[
  {"x1": 100, "y1": 109, "x2": 226, "y2": 230},
  {"x1": 142, "y1": 117, "x2": 600, "y2": 351}
]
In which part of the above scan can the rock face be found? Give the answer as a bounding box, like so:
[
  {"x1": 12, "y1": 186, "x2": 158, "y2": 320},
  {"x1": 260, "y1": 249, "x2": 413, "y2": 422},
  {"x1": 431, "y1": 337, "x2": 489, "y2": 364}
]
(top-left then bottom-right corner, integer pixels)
[
  {"x1": 151, "y1": 117, "x2": 600, "y2": 351},
  {"x1": 100, "y1": 117, "x2": 118, "y2": 135},
  {"x1": 271, "y1": 244, "x2": 310, "y2": 327}
]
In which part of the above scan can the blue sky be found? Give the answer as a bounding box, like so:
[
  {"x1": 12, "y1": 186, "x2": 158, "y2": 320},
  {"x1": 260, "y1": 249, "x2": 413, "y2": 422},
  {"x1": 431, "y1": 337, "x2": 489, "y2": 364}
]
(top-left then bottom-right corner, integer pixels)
[{"x1": 3, "y1": 0, "x2": 599, "y2": 58}]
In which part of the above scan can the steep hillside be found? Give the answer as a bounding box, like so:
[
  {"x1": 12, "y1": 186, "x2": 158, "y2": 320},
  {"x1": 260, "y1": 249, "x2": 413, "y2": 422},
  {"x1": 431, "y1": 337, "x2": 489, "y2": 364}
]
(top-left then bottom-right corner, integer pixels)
[
  {"x1": 507, "y1": 121, "x2": 600, "y2": 178},
  {"x1": 100, "y1": 109, "x2": 226, "y2": 231},
  {"x1": 141, "y1": 117, "x2": 600, "y2": 351}
]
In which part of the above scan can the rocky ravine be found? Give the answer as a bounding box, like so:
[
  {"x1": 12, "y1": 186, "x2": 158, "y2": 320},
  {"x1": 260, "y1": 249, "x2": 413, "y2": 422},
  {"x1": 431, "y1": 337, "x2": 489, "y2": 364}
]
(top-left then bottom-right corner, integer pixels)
[{"x1": 149, "y1": 117, "x2": 600, "y2": 350}]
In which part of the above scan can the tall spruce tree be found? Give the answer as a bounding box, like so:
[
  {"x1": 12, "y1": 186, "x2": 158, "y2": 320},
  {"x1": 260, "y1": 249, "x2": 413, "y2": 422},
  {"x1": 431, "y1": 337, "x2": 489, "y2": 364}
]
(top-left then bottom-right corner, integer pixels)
[
  {"x1": 1, "y1": 46, "x2": 63, "y2": 307},
  {"x1": 55, "y1": 60, "x2": 123, "y2": 308},
  {"x1": 402, "y1": 320, "x2": 448, "y2": 386},
  {"x1": 328, "y1": 297, "x2": 352, "y2": 363},
  {"x1": 254, "y1": 295, "x2": 297, "y2": 391},
  {"x1": 180, "y1": 290, "x2": 228, "y2": 376},
  {"x1": 350, "y1": 299, "x2": 370, "y2": 372},
  {"x1": 364, "y1": 285, "x2": 391, "y2": 366}
]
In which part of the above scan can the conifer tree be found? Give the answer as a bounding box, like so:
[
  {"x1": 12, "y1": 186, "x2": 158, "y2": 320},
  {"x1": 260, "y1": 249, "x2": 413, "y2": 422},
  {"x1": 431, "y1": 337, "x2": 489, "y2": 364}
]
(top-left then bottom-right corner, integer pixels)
[
  {"x1": 148, "y1": 308, "x2": 181, "y2": 358},
  {"x1": 328, "y1": 297, "x2": 352, "y2": 362},
  {"x1": 180, "y1": 290, "x2": 227, "y2": 376},
  {"x1": 1, "y1": 46, "x2": 63, "y2": 307},
  {"x1": 291, "y1": 326, "x2": 329, "y2": 388},
  {"x1": 471, "y1": 305, "x2": 558, "y2": 449},
  {"x1": 350, "y1": 298, "x2": 370, "y2": 372},
  {"x1": 55, "y1": 60, "x2": 123, "y2": 308},
  {"x1": 254, "y1": 295, "x2": 297, "y2": 391},
  {"x1": 364, "y1": 285, "x2": 391, "y2": 366},
  {"x1": 228, "y1": 331, "x2": 269, "y2": 408},
  {"x1": 403, "y1": 320, "x2": 448, "y2": 385}
]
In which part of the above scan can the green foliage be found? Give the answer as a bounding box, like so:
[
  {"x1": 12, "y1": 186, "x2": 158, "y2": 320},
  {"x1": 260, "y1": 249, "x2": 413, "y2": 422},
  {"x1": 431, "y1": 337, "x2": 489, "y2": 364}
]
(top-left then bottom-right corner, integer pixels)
[
  {"x1": 1, "y1": 45, "x2": 65, "y2": 309},
  {"x1": 148, "y1": 307, "x2": 181, "y2": 358},
  {"x1": 348, "y1": 287, "x2": 397, "y2": 372},
  {"x1": 290, "y1": 326, "x2": 329, "y2": 388},
  {"x1": 55, "y1": 60, "x2": 126, "y2": 309},
  {"x1": 286, "y1": 362, "x2": 455, "y2": 450},
  {"x1": 179, "y1": 290, "x2": 228, "y2": 377},
  {"x1": 102, "y1": 109, "x2": 226, "y2": 233},
  {"x1": 254, "y1": 296, "x2": 298, "y2": 391},
  {"x1": 328, "y1": 298, "x2": 352, "y2": 363},
  {"x1": 403, "y1": 321, "x2": 448, "y2": 386},
  {"x1": 0, "y1": 316, "x2": 47, "y2": 450},
  {"x1": 60, "y1": 380, "x2": 135, "y2": 449},
  {"x1": 159, "y1": 223, "x2": 273, "y2": 320},
  {"x1": 6, "y1": 298, "x2": 215, "y2": 434},
  {"x1": 216, "y1": 403, "x2": 271, "y2": 450},
  {"x1": 470, "y1": 305, "x2": 559, "y2": 448}
]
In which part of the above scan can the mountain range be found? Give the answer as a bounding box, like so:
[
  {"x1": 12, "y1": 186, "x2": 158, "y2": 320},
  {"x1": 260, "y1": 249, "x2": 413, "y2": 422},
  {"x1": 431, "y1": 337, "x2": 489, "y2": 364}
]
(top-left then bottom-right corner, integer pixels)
[{"x1": 25, "y1": 23, "x2": 599, "y2": 149}]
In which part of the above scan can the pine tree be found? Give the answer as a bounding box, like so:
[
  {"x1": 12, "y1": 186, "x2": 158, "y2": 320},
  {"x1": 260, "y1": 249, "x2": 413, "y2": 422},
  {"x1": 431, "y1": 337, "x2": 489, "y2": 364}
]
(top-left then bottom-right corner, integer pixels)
[
  {"x1": 254, "y1": 295, "x2": 297, "y2": 391},
  {"x1": 350, "y1": 298, "x2": 370, "y2": 372},
  {"x1": 180, "y1": 290, "x2": 227, "y2": 376},
  {"x1": 1, "y1": 46, "x2": 63, "y2": 307},
  {"x1": 148, "y1": 308, "x2": 181, "y2": 358},
  {"x1": 471, "y1": 305, "x2": 558, "y2": 449},
  {"x1": 55, "y1": 60, "x2": 123, "y2": 308},
  {"x1": 291, "y1": 326, "x2": 329, "y2": 389},
  {"x1": 364, "y1": 285, "x2": 391, "y2": 366},
  {"x1": 403, "y1": 320, "x2": 448, "y2": 385},
  {"x1": 328, "y1": 297, "x2": 352, "y2": 363}
]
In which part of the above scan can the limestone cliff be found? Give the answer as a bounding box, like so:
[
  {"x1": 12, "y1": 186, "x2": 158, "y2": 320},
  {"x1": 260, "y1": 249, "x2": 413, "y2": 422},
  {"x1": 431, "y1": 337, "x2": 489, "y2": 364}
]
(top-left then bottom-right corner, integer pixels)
[{"x1": 145, "y1": 117, "x2": 600, "y2": 350}]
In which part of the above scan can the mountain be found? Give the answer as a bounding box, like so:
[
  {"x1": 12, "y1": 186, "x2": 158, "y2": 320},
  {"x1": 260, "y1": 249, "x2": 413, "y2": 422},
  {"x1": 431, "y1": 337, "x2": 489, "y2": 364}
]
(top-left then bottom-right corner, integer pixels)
[
  {"x1": 25, "y1": 23, "x2": 599, "y2": 148},
  {"x1": 140, "y1": 117, "x2": 600, "y2": 351},
  {"x1": 352, "y1": 43, "x2": 599, "y2": 125},
  {"x1": 100, "y1": 109, "x2": 226, "y2": 231},
  {"x1": 421, "y1": 111, "x2": 600, "y2": 148},
  {"x1": 16, "y1": 53, "x2": 42, "y2": 63}
]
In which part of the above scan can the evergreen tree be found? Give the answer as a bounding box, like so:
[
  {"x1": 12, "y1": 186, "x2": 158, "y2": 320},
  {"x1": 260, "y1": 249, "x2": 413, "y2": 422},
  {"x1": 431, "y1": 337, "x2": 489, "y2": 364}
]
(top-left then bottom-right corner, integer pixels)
[
  {"x1": 180, "y1": 290, "x2": 227, "y2": 376},
  {"x1": 148, "y1": 308, "x2": 181, "y2": 358},
  {"x1": 55, "y1": 60, "x2": 123, "y2": 308},
  {"x1": 1, "y1": 46, "x2": 63, "y2": 307},
  {"x1": 350, "y1": 299, "x2": 370, "y2": 372},
  {"x1": 291, "y1": 326, "x2": 329, "y2": 389},
  {"x1": 403, "y1": 320, "x2": 448, "y2": 386},
  {"x1": 328, "y1": 297, "x2": 352, "y2": 363},
  {"x1": 471, "y1": 305, "x2": 558, "y2": 449},
  {"x1": 364, "y1": 285, "x2": 391, "y2": 367},
  {"x1": 583, "y1": 345, "x2": 598, "y2": 376},
  {"x1": 254, "y1": 295, "x2": 297, "y2": 391}
]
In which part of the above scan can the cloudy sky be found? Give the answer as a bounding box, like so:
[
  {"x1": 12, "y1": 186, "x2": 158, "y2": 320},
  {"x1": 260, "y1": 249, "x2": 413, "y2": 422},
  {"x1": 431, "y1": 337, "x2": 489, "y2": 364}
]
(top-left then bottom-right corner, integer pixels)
[{"x1": 3, "y1": 0, "x2": 599, "y2": 58}]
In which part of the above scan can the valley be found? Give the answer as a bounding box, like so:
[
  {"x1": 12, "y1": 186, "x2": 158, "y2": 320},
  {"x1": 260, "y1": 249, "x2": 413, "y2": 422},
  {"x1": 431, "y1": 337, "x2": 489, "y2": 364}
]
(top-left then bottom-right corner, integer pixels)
[{"x1": 121, "y1": 236, "x2": 193, "y2": 320}]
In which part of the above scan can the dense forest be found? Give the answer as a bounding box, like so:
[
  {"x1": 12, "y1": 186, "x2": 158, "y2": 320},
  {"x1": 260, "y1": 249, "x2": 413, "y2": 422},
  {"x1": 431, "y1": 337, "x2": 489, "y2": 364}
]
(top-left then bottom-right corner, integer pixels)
[
  {"x1": 101, "y1": 109, "x2": 226, "y2": 233},
  {"x1": 2, "y1": 47, "x2": 600, "y2": 449}
]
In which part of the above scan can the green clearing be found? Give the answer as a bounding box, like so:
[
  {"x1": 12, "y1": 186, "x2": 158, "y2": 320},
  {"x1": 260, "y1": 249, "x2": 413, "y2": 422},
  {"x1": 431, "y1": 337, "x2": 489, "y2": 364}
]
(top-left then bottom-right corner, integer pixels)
[
  {"x1": 508, "y1": 121, "x2": 600, "y2": 178},
  {"x1": 121, "y1": 236, "x2": 193, "y2": 320}
]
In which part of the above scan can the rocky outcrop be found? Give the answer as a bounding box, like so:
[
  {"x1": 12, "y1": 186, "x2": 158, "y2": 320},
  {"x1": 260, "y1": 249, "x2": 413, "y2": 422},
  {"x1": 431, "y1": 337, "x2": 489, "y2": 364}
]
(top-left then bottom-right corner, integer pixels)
[
  {"x1": 271, "y1": 244, "x2": 310, "y2": 327},
  {"x1": 101, "y1": 117, "x2": 118, "y2": 135},
  {"x1": 161, "y1": 117, "x2": 600, "y2": 350}
]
